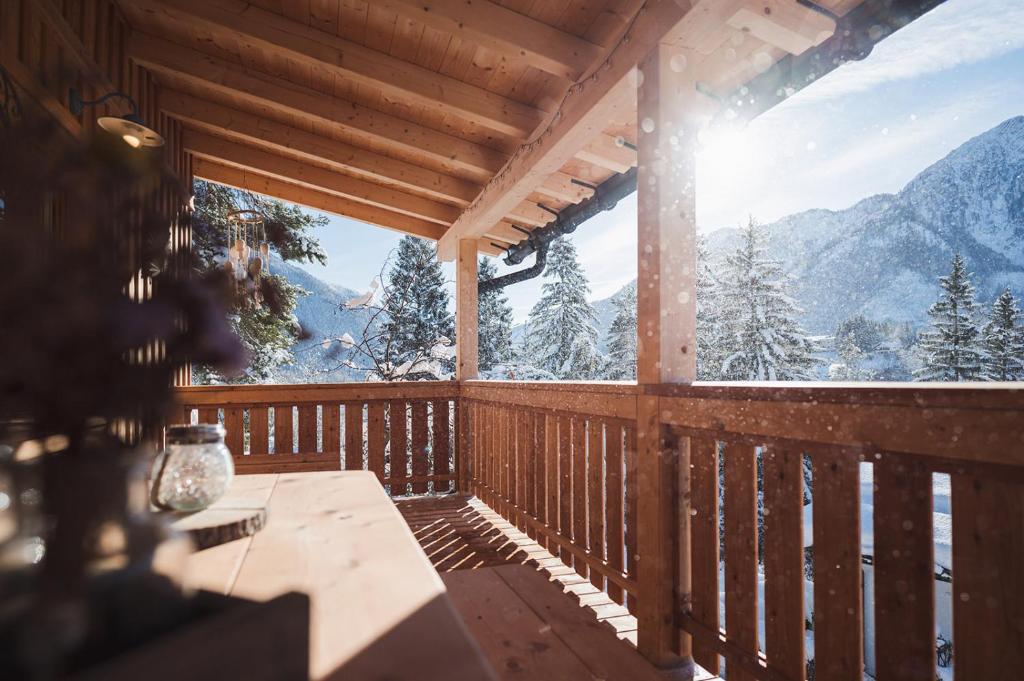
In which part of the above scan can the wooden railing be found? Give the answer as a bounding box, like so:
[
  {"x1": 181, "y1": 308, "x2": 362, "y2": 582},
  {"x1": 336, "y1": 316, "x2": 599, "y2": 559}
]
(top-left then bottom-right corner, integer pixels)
[
  {"x1": 173, "y1": 380, "x2": 1024, "y2": 679},
  {"x1": 173, "y1": 383, "x2": 460, "y2": 496},
  {"x1": 656, "y1": 383, "x2": 1024, "y2": 681},
  {"x1": 461, "y1": 381, "x2": 641, "y2": 608}
]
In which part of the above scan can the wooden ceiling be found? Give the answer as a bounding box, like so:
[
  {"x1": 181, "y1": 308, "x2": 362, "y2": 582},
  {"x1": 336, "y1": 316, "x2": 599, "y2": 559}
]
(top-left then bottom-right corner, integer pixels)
[{"x1": 115, "y1": 0, "x2": 862, "y2": 258}]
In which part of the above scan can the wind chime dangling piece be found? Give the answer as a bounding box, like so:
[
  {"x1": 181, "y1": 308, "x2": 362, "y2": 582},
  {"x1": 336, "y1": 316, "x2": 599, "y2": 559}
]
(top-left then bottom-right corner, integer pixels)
[{"x1": 225, "y1": 208, "x2": 269, "y2": 308}]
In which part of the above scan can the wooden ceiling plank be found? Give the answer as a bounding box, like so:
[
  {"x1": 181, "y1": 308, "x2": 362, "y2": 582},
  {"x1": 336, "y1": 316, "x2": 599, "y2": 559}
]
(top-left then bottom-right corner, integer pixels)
[
  {"x1": 507, "y1": 200, "x2": 556, "y2": 228},
  {"x1": 193, "y1": 158, "x2": 447, "y2": 241},
  {"x1": 129, "y1": 0, "x2": 545, "y2": 137},
  {"x1": 160, "y1": 90, "x2": 481, "y2": 205},
  {"x1": 437, "y1": 0, "x2": 751, "y2": 260},
  {"x1": 184, "y1": 130, "x2": 460, "y2": 225},
  {"x1": 726, "y1": 0, "x2": 836, "y2": 55},
  {"x1": 372, "y1": 0, "x2": 603, "y2": 81},
  {"x1": 129, "y1": 33, "x2": 508, "y2": 177}
]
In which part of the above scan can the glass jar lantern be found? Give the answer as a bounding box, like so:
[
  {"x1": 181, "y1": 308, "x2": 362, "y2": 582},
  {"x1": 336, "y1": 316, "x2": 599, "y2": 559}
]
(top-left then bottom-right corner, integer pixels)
[{"x1": 151, "y1": 424, "x2": 234, "y2": 512}]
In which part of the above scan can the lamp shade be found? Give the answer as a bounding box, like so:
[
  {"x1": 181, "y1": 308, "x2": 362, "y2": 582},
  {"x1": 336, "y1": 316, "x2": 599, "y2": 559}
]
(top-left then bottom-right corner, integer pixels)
[{"x1": 97, "y1": 114, "x2": 164, "y2": 148}]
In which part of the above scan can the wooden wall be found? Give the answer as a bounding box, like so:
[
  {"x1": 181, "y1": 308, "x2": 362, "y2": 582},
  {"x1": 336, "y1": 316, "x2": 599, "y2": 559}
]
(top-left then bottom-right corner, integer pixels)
[{"x1": 1, "y1": 0, "x2": 193, "y2": 387}]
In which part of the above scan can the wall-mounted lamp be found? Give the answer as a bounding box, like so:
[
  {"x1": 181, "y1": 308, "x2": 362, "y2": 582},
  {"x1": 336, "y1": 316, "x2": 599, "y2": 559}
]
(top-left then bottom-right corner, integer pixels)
[{"x1": 69, "y1": 88, "x2": 164, "y2": 148}]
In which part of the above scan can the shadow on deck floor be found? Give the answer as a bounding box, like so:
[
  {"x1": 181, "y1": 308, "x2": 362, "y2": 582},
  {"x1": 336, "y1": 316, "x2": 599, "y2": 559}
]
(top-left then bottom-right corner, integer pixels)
[{"x1": 395, "y1": 494, "x2": 720, "y2": 681}]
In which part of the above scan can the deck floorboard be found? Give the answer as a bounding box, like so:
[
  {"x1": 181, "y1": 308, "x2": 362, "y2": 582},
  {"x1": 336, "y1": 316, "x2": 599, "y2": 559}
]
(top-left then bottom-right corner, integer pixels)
[{"x1": 395, "y1": 494, "x2": 721, "y2": 681}]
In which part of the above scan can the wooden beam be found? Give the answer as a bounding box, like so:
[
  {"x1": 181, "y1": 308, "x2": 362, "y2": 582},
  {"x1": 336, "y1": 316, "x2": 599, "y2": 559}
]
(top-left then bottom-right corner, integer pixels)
[
  {"x1": 634, "y1": 43, "x2": 701, "y2": 671},
  {"x1": 372, "y1": 0, "x2": 604, "y2": 81},
  {"x1": 456, "y1": 241, "x2": 479, "y2": 381},
  {"x1": 129, "y1": 33, "x2": 508, "y2": 178},
  {"x1": 635, "y1": 47, "x2": 700, "y2": 385},
  {"x1": 436, "y1": 0, "x2": 739, "y2": 260},
  {"x1": 537, "y1": 172, "x2": 595, "y2": 204},
  {"x1": 727, "y1": 0, "x2": 835, "y2": 55},
  {"x1": 184, "y1": 130, "x2": 459, "y2": 225},
  {"x1": 160, "y1": 90, "x2": 482, "y2": 206},
  {"x1": 193, "y1": 158, "x2": 446, "y2": 241},
  {"x1": 575, "y1": 133, "x2": 638, "y2": 173},
  {"x1": 130, "y1": 0, "x2": 544, "y2": 138}
]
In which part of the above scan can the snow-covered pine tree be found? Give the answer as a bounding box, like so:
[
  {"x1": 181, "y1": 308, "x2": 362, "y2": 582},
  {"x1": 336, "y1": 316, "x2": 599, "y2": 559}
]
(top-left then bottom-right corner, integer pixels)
[
  {"x1": 715, "y1": 218, "x2": 817, "y2": 380},
  {"x1": 696, "y1": 236, "x2": 725, "y2": 380},
  {"x1": 477, "y1": 257, "x2": 515, "y2": 371},
  {"x1": 524, "y1": 237, "x2": 602, "y2": 379},
  {"x1": 917, "y1": 253, "x2": 983, "y2": 381},
  {"x1": 383, "y1": 236, "x2": 454, "y2": 367},
  {"x1": 603, "y1": 281, "x2": 637, "y2": 380},
  {"x1": 982, "y1": 286, "x2": 1024, "y2": 380}
]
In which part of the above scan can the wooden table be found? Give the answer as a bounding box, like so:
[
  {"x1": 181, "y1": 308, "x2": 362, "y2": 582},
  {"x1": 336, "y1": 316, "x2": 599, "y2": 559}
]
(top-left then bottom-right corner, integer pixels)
[{"x1": 184, "y1": 471, "x2": 497, "y2": 681}]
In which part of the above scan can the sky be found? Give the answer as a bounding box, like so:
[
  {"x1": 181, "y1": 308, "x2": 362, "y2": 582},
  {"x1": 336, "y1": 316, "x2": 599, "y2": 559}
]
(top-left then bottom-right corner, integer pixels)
[{"x1": 294, "y1": 0, "x2": 1024, "y2": 323}]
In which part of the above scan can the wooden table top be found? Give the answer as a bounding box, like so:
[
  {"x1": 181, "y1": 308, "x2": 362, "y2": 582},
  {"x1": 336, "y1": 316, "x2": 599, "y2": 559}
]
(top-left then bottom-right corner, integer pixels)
[{"x1": 183, "y1": 471, "x2": 497, "y2": 681}]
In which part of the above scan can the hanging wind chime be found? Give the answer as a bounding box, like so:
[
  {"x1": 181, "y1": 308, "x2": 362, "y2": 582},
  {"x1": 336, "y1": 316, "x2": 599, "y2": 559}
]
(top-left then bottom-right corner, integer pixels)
[{"x1": 224, "y1": 208, "x2": 270, "y2": 308}]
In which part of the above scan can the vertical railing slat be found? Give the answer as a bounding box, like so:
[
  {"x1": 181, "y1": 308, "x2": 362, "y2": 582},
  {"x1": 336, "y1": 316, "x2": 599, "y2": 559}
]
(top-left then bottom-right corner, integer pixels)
[
  {"x1": 951, "y1": 472, "x2": 1024, "y2": 679},
  {"x1": 297, "y1": 404, "x2": 316, "y2": 454},
  {"x1": 249, "y1": 406, "x2": 269, "y2": 457},
  {"x1": 543, "y1": 413, "x2": 556, "y2": 553},
  {"x1": 588, "y1": 418, "x2": 605, "y2": 590},
  {"x1": 690, "y1": 436, "x2": 720, "y2": 674},
  {"x1": 558, "y1": 414, "x2": 572, "y2": 565},
  {"x1": 367, "y1": 402, "x2": 385, "y2": 483},
  {"x1": 723, "y1": 442, "x2": 759, "y2": 681},
  {"x1": 762, "y1": 446, "x2": 805, "y2": 681},
  {"x1": 606, "y1": 423, "x2": 625, "y2": 605},
  {"x1": 323, "y1": 403, "x2": 341, "y2": 462},
  {"x1": 223, "y1": 407, "x2": 244, "y2": 457},
  {"x1": 812, "y1": 451, "x2": 863, "y2": 681},
  {"x1": 273, "y1": 405, "x2": 293, "y2": 455},
  {"x1": 197, "y1": 407, "x2": 218, "y2": 425},
  {"x1": 411, "y1": 400, "x2": 429, "y2": 493},
  {"x1": 432, "y1": 399, "x2": 450, "y2": 492},
  {"x1": 625, "y1": 425, "x2": 638, "y2": 613},
  {"x1": 515, "y1": 409, "x2": 526, "y2": 533},
  {"x1": 572, "y1": 416, "x2": 587, "y2": 579},
  {"x1": 390, "y1": 400, "x2": 408, "y2": 496},
  {"x1": 343, "y1": 402, "x2": 362, "y2": 471},
  {"x1": 874, "y1": 457, "x2": 934, "y2": 681},
  {"x1": 524, "y1": 410, "x2": 536, "y2": 540}
]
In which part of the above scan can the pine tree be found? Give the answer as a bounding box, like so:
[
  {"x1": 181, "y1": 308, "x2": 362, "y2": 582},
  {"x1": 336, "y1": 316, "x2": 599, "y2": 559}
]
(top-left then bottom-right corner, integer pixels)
[
  {"x1": 478, "y1": 257, "x2": 514, "y2": 371},
  {"x1": 603, "y1": 281, "x2": 637, "y2": 380},
  {"x1": 696, "y1": 236, "x2": 724, "y2": 380},
  {"x1": 383, "y1": 236, "x2": 454, "y2": 368},
  {"x1": 524, "y1": 237, "x2": 602, "y2": 379},
  {"x1": 715, "y1": 218, "x2": 817, "y2": 380},
  {"x1": 982, "y1": 286, "x2": 1024, "y2": 380},
  {"x1": 917, "y1": 253, "x2": 983, "y2": 381},
  {"x1": 191, "y1": 180, "x2": 326, "y2": 383}
]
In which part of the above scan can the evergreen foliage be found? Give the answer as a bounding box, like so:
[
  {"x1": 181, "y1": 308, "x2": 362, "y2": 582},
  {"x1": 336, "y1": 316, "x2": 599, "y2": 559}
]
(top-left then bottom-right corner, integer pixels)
[
  {"x1": 917, "y1": 253, "x2": 983, "y2": 381},
  {"x1": 603, "y1": 281, "x2": 637, "y2": 380},
  {"x1": 982, "y1": 286, "x2": 1024, "y2": 380},
  {"x1": 382, "y1": 235, "x2": 454, "y2": 368},
  {"x1": 191, "y1": 180, "x2": 326, "y2": 383},
  {"x1": 477, "y1": 257, "x2": 514, "y2": 371},
  {"x1": 712, "y1": 218, "x2": 818, "y2": 380},
  {"x1": 524, "y1": 237, "x2": 602, "y2": 379},
  {"x1": 696, "y1": 237, "x2": 724, "y2": 380}
]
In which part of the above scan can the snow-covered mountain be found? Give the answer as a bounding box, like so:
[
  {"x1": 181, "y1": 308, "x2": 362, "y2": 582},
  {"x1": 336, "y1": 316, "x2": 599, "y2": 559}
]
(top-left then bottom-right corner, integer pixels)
[
  {"x1": 269, "y1": 259, "x2": 372, "y2": 383},
  {"x1": 705, "y1": 115, "x2": 1024, "y2": 334}
]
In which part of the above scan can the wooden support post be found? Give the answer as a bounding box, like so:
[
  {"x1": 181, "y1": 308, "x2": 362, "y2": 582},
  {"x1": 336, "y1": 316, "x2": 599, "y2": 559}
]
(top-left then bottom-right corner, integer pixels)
[
  {"x1": 455, "y1": 239, "x2": 478, "y2": 493},
  {"x1": 635, "y1": 42, "x2": 700, "y2": 671}
]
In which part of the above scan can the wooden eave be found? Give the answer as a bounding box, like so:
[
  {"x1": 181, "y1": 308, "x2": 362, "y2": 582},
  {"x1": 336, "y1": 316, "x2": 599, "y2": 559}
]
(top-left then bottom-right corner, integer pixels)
[{"x1": 113, "y1": 0, "x2": 857, "y2": 256}]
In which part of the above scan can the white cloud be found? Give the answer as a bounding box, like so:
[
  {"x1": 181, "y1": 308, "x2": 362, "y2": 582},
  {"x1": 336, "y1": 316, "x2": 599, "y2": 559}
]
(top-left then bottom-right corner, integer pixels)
[{"x1": 789, "y1": 0, "x2": 1024, "y2": 105}]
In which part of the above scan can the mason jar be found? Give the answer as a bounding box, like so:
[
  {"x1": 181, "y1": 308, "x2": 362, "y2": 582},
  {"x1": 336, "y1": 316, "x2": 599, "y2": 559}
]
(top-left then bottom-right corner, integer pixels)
[{"x1": 151, "y1": 424, "x2": 234, "y2": 512}]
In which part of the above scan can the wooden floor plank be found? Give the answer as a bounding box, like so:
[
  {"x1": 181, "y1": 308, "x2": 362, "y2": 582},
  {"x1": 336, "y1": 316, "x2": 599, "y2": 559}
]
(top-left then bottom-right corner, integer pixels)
[
  {"x1": 442, "y1": 568, "x2": 596, "y2": 681},
  {"x1": 494, "y1": 564, "x2": 665, "y2": 681}
]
